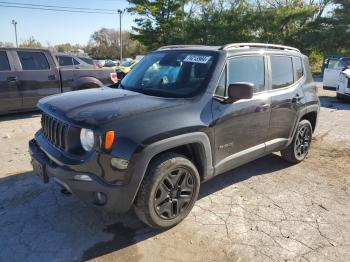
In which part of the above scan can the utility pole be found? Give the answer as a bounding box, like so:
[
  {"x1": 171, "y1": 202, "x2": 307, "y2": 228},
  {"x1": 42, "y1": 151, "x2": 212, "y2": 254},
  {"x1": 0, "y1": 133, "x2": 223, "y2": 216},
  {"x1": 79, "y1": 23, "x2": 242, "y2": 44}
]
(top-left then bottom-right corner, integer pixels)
[
  {"x1": 181, "y1": 1, "x2": 185, "y2": 42},
  {"x1": 117, "y1": 9, "x2": 123, "y2": 62},
  {"x1": 12, "y1": 20, "x2": 18, "y2": 47}
]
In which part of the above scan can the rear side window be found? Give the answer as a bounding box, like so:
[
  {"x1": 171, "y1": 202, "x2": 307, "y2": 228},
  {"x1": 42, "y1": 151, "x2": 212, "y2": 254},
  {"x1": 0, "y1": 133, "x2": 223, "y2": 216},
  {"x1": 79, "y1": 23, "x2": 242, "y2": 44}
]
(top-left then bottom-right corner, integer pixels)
[
  {"x1": 18, "y1": 51, "x2": 50, "y2": 70},
  {"x1": 293, "y1": 57, "x2": 304, "y2": 80},
  {"x1": 0, "y1": 51, "x2": 11, "y2": 71},
  {"x1": 271, "y1": 56, "x2": 294, "y2": 89},
  {"x1": 73, "y1": 58, "x2": 80, "y2": 65},
  {"x1": 57, "y1": 56, "x2": 73, "y2": 66},
  {"x1": 79, "y1": 57, "x2": 94, "y2": 65},
  {"x1": 228, "y1": 56, "x2": 265, "y2": 93}
]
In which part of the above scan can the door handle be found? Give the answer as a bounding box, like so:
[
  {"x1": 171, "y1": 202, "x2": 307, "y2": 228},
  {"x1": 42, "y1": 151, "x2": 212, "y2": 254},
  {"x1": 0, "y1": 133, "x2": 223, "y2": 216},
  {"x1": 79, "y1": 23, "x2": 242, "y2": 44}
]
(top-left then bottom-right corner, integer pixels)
[
  {"x1": 292, "y1": 94, "x2": 304, "y2": 103},
  {"x1": 7, "y1": 76, "x2": 18, "y2": 82},
  {"x1": 256, "y1": 104, "x2": 270, "y2": 112},
  {"x1": 48, "y1": 75, "x2": 56, "y2": 80}
]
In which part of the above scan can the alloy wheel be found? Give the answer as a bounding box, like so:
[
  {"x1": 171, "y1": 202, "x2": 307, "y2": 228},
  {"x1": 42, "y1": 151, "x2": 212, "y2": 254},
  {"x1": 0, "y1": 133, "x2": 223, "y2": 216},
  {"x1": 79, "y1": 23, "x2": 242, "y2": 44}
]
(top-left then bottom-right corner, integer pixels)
[
  {"x1": 154, "y1": 167, "x2": 195, "y2": 220},
  {"x1": 294, "y1": 124, "x2": 311, "y2": 159}
]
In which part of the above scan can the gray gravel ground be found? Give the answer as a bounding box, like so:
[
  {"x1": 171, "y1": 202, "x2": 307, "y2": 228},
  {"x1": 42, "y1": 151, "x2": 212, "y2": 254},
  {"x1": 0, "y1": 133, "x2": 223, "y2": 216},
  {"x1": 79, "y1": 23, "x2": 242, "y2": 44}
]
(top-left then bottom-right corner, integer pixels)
[{"x1": 0, "y1": 88, "x2": 349, "y2": 262}]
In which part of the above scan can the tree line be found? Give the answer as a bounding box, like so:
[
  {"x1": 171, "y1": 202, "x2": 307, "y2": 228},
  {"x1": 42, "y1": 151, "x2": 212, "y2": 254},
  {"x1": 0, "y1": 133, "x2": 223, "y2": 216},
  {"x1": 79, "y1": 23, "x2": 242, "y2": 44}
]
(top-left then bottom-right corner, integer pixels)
[
  {"x1": 0, "y1": 29, "x2": 145, "y2": 60},
  {"x1": 127, "y1": 0, "x2": 349, "y2": 72},
  {"x1": 1, "y1": 0, "x2": 348, "y2": 71}
]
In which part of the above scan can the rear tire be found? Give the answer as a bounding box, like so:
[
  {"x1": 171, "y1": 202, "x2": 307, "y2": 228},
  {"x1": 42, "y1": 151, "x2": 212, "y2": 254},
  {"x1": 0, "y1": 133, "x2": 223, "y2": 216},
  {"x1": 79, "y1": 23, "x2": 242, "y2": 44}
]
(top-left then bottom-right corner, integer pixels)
[
  {"x1": 134, "y1": 153, "x2": 200, "y2": 229},
  {"x1": 281, "y1": 119, "x2": 313, "y2": 164}
]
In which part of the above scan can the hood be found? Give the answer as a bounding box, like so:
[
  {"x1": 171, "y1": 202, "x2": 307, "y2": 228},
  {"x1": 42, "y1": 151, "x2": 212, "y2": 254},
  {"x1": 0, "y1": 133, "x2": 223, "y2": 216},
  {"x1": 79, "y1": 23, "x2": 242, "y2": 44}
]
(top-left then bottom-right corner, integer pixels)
[{"x1": 38, "y1": 87, "x2": 185, "y2": 127}]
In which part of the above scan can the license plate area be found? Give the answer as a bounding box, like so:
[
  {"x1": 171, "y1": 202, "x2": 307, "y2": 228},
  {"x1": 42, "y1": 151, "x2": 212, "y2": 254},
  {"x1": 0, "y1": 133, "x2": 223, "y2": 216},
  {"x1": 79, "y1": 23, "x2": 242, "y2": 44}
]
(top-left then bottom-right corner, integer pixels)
[{"x1": 32, "y1": 157, "x2": 49, "y2": 183}]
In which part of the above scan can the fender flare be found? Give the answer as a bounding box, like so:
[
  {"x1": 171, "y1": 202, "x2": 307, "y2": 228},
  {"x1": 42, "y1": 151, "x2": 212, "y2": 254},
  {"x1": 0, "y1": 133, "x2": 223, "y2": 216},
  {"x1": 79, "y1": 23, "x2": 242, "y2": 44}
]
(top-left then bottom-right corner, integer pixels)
[
  {"x1": 75, "y1": 76, "x2": 104, "y2": 90},
  {"x1": 128, "y1": 132, "x2": 214, "y2": 204},
  {"x1": 287, "y1": 105, "x2": 319, "y2": 147}
]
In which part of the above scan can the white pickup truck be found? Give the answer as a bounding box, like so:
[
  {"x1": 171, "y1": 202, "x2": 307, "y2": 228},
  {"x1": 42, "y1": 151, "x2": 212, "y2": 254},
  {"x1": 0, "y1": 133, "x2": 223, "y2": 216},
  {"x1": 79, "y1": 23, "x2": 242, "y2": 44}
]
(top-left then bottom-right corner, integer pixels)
[
  {"x1": 337, "y1": 69, "x2": 350, "y2": 100},
  {"x1": 323, "y1": 57, "x2": 350, "y2": 90}
]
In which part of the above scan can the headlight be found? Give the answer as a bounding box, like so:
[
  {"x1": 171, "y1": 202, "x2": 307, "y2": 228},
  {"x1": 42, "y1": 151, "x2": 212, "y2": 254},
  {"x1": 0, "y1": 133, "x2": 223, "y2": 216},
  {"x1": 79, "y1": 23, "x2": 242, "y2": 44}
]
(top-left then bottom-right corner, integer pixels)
[{"x1": 80, "y1": 128, "x2": 95, "y2": 151}]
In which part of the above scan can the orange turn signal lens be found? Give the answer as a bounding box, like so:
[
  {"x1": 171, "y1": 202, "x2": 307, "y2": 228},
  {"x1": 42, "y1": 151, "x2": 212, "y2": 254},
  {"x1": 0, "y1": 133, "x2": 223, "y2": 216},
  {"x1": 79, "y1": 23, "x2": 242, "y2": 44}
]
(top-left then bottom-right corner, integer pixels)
[{"x1": 104, "y1": 131, "x2": 115, "y2": 150}]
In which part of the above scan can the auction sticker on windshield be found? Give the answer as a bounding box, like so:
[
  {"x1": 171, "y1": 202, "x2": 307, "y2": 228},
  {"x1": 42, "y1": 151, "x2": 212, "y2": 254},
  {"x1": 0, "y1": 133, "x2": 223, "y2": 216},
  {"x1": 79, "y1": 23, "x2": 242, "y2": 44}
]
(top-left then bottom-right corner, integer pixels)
[{"x1": 184, "y1": 55, "x2": 211, "y2": 64}]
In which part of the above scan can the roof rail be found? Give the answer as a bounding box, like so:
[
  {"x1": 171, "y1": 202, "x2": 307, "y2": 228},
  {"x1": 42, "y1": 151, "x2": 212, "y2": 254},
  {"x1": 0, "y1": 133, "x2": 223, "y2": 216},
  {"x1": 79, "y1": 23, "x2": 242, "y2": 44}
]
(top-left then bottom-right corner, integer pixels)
[
  {"x1": 157, "y1": 45, "x2": 206, "y2": 50},
  {"x1": 219, "y1": 43, "x2": 300, "y2": 53}
]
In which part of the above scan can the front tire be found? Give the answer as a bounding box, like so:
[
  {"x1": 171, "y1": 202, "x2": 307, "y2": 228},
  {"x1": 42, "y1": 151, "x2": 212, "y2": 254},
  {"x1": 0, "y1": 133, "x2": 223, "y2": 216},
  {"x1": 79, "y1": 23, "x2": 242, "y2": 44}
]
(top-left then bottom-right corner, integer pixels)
[
  {"x1": 134, "y1": 153, "x2": 200, "y2": 229},
  {"x1": 281, "y1": 119, "x2": 313, "y2": 164}
]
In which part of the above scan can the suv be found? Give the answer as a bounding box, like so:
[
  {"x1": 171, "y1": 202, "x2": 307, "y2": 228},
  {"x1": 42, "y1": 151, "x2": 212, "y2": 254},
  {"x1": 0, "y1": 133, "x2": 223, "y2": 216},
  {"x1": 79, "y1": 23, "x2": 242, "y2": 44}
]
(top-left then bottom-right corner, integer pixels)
[{"x1": 29, "y1": 43, "x2": 319, "y2": 229}]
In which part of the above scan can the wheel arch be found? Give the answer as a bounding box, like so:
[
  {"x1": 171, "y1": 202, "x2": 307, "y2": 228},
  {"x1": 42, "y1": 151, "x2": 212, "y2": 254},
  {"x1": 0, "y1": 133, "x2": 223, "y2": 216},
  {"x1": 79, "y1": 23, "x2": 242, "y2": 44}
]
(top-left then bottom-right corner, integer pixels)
[
  {"x1": 129, "y1": 132, "x2": 214, "y2": 207},
  {"x1": 300, "y1": 110, "x2": 318, "y2": 133}
]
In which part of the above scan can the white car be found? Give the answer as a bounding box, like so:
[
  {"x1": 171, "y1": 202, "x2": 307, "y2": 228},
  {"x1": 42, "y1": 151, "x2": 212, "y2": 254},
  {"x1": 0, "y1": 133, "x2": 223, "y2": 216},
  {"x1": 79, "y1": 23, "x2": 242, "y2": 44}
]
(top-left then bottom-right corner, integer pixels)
[
  {"x1": 336, "y1": 69, "x2": 350, "y2": 100},
  {"x1": 323, "y1": 57, "x2": 350, "y2": 90}
]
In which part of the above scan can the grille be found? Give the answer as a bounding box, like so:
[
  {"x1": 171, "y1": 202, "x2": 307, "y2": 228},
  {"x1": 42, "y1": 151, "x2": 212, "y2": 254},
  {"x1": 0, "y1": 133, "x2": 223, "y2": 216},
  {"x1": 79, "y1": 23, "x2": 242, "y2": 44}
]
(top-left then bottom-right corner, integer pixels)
[{"x1": 41, "y1": 113, "x2": 69, "y2": 151}]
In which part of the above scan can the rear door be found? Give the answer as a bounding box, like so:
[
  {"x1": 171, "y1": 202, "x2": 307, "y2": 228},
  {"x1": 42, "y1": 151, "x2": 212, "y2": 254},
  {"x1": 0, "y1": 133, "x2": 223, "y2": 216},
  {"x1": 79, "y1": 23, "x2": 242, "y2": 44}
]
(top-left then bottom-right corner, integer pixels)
[
  {"x1": 15, "y1": 50, "x2": 60, "y2": 109},
  {"x1": 0, "y1": 50, "x2": 21, "y2": 113},
  {"x1": 267, "y1": 55, "x2": 304, "y2": 151},
  {"x1": 212, "y1": 55, "x2": 271, "y2": 174}
]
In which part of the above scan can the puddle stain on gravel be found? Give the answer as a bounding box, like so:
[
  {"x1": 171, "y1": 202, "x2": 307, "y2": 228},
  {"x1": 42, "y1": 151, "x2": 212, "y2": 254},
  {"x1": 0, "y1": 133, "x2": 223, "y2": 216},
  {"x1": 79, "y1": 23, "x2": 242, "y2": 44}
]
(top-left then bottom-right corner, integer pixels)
[{"x1": 81, "y1": 222, "x2": 142, "y2": 261}]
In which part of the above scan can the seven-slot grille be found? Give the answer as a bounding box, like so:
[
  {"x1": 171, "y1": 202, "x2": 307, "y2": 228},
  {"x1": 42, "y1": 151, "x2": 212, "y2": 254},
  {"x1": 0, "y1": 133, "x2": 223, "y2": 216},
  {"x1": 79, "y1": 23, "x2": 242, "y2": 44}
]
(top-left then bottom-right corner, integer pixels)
[{"x1": 41, "y1": 113, "x2": 68, "y2": 151}]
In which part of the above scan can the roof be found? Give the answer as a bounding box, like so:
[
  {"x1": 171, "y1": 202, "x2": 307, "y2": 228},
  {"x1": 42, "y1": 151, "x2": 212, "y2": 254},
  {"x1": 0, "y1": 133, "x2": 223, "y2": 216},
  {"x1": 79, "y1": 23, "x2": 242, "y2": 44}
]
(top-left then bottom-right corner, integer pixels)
[{"x1": 0, "y1": 47, "x2": 51, "y2": 52}]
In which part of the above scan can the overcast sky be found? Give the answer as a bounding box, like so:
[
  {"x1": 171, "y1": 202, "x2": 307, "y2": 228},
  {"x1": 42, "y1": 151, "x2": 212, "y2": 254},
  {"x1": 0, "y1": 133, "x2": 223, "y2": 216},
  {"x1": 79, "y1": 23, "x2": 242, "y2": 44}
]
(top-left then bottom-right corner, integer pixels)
[{"x1": 0, "y1": 0, "x2": 136, "y2": 46}]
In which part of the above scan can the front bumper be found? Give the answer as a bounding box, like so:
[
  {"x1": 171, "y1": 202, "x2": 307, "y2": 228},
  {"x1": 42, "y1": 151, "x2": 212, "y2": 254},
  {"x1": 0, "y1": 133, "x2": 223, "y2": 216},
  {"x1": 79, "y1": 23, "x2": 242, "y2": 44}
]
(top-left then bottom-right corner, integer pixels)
[{"x1": 29, "y1": 139, "x2": 138, "y2": 213}]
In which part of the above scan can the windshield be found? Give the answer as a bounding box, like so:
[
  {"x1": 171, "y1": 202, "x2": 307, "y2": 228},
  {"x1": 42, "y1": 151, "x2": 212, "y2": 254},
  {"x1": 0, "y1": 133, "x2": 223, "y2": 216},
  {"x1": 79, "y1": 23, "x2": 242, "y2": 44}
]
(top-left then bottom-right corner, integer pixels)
[
  {"x1": 120, "y1": 50, "x2": 217, "y2": 98},
  {"x1": 121, "y1": 60, "x2": 134, "y2": 67}
]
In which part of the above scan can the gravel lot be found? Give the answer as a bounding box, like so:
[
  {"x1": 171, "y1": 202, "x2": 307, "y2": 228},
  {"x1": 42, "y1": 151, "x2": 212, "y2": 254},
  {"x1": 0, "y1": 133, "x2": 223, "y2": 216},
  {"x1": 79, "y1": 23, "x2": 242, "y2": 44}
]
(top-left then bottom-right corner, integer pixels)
[{"x1": 0, "y1": 88, "x2": 349, "y2": 262}]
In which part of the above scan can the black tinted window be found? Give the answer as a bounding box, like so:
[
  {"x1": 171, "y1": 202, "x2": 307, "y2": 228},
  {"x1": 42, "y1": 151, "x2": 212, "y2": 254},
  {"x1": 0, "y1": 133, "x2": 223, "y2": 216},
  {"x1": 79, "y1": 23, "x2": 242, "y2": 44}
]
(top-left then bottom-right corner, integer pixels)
[
  {"x1": 18, "y1": 51, "x2": 49, "y2": 70},
  {"x1": 293, "y1": 57, "x2": 304, "y2": 80},
  {"x1": 0, "y1": 51, "x2": 10, "y2": 71},
  {"x1": 57, "y1": 56, "x2": 73, "y2": 66},
  {"x1": 228, "y1": 56, "x2": 265, "y2": 93},
  {"x1": 271, "y1": 56, "x2": 294, "y2": 89},
  {"x1": 79, "y1": 57, "x2": 94, "y2": 65}
]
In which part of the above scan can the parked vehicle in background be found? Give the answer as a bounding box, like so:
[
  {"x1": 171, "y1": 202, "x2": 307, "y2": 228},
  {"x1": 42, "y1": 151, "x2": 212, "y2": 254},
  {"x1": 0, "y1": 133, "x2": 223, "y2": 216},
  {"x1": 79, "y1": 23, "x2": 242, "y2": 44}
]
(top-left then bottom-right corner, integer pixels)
[
  {"x1": 323, "y1": 57, "x2": 350, "y2": 90},
  {"x1": 104, "y1": 59, "x2": 120, "y2": 67},
  {"x1": 94, "y1": 60, "x2": 105, "y2": 68},
  {"x1": 114, "y1": 60, "x2": 138, "y2": 80},
  {"x1": 0, "y1": 48, "x2": 116, "y2": 114},
  {"x1": 336, "y1": 69, "x2": 350, "y2": 100},
  {"x1": 55, "y1": 53, "x2": 96, "y2": 69},
  {"x1": 29, "y1": 43, "x2": 319, "y2": 229}
]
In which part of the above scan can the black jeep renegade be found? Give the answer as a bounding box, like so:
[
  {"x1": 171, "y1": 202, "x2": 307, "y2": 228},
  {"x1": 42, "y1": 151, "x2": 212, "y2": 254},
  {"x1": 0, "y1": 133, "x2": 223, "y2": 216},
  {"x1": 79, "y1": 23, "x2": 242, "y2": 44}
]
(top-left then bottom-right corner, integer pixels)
[{"x1": 29, "y1": 43, "x2": 320, "y2": 229}]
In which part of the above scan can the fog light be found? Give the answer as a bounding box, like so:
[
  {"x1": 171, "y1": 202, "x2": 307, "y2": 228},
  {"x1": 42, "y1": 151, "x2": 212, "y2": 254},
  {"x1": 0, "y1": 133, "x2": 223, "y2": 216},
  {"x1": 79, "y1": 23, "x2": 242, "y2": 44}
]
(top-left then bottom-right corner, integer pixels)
[
  {"x1": 74, "y1": 174, "x2": 92, "y2": 181},
  {"x1": 111, "y1": 158, "x2": 129, "y2": 170},
  {"x1": 95, "y1": 192, "x2": 107, "y2": 205}
]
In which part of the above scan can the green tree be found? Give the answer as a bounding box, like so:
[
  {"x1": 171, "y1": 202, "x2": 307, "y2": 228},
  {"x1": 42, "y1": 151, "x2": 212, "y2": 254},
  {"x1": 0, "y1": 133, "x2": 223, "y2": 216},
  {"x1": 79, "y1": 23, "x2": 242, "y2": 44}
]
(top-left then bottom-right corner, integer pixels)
[
  {"x1": 127, "y1": 0, "x2": 183, "y2": 51},
  {"x1": 54, "y1": 43, "x2": 74, "y2": 53},
  {"x1": 19, "y1": 37, "x2": 42, "y2": 48},
  {"x1": 87, "y1": 28, "x2": 145, "y2": 59}
]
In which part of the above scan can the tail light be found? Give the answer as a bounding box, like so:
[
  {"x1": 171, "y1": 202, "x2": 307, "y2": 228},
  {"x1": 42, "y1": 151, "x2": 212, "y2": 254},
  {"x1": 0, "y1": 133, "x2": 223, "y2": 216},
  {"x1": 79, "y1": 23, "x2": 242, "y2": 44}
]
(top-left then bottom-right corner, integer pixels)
[{"x1": 110, "y1": 73, "x2": 118, "y2": 83}]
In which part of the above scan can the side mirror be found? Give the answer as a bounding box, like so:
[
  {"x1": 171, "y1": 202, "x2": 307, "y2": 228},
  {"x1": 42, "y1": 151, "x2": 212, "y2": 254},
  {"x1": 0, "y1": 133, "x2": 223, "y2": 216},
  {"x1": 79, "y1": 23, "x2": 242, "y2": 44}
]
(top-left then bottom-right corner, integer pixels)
[{"x1": 227, "y1": 82, "x2": 254, "y2": 103}]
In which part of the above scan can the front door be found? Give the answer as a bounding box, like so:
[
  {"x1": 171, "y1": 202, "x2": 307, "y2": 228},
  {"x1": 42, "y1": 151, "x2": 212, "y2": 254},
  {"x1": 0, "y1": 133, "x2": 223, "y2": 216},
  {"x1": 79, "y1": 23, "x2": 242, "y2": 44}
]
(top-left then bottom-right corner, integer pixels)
[
  {"x1": 0, "y1": 50, "x2": 21, "y2": 113},
  {"x1": 212, "y1": 55, "x2": 270, "y2": 175}
]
